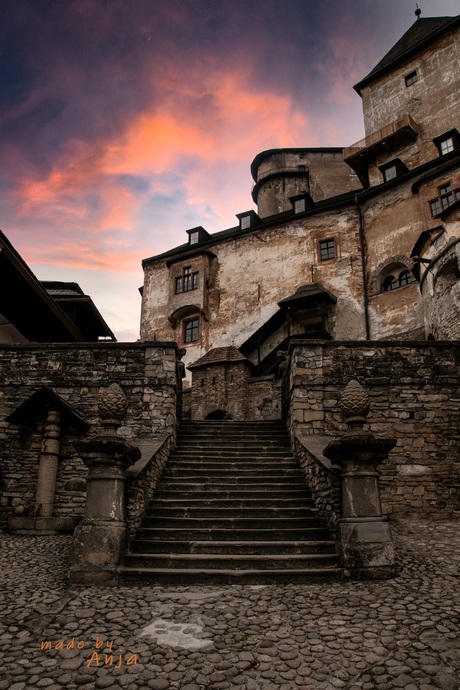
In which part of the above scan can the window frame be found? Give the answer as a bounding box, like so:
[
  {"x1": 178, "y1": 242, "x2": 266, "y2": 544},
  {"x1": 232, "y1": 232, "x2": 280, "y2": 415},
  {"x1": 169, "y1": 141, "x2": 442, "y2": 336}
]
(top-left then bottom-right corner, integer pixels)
[
  {"x1": 318, "y1": 238, "x2": 336, "y2": 262},
  {"x1": 429, "y1": 181, "x2": 460, "y2": 217},
  {"x1": 175, "y1": 266, "x2": 199, "y2": 294},
  {"x1": 405, "y1": 70, "x2": 418, "y2": 87},
  {"x1": 183, "y1": 317, "x2": 199, "y2": 343}
]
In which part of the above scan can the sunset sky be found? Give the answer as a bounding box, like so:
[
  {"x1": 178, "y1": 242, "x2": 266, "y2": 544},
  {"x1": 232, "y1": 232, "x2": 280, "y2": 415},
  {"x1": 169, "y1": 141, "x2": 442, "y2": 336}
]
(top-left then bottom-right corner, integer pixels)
[{"x1": 1, "y1": 0, "x2": 458, "y2": 340}]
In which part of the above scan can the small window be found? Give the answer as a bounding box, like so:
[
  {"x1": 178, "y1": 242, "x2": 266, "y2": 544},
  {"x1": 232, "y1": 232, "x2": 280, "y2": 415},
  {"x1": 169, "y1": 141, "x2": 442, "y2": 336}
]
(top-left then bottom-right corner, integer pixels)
[
  {"x1": 383, "y1": 165, "x2": 397, "y2": 182},
  {"x1": 383, "y1": 275, "x2": 397, "y2": 291},
  {"x1": 175, "y1": 266, "x2": 199, "y2": 294},
  {"x1": 398, "y1": 270, "x2": 412, "y2": 287},
  {"x1": 294, "y1": 198, "x2": 306, "y2": 214},
  {"x1": 433, "y1": 129, "x2": 460, "y2": 156},
  {"x1": 405, "y1": 70, "x2": 418, "y2": 87},
  {"x1": 440, "y1": 137, "x2": 454, "y2": 155},
  {"x1": 298, "y1": 164, "x2": 306, "y2": 173},
  {"x1": 189, "y1": 232, "x2": 200, "y2": 245},
  {"x1": 319, "y1": 239, "x2": 336, "y2": 261},
  {"x1": 381, "y1": 265, "x2": 414, "y2": 292},
  {"x1": 184, "y1": 318, "x2": 199, "y2": 343},
  {"x1": 429, "y1": 181, "x2": 460, "y2": 217},
  {"x1": 240, "y1": 215, "x2": 251, "y2": 230}
]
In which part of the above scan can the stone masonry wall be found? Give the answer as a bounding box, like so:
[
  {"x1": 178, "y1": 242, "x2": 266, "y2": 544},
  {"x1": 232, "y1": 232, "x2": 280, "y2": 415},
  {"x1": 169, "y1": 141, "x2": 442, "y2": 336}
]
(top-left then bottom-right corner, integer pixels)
[
  {"x1": 287, "y1": 340, "x2": 460, "y2": 518},
  {"x1": 0, "y1": 342, "x2": 179, "y2": 523}
]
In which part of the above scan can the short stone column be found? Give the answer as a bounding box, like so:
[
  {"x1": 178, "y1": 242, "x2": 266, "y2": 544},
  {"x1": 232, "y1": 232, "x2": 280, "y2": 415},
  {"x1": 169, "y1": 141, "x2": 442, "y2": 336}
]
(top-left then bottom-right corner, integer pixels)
[
  {"x1": 69, "y1": 384, "x2": 140, "y2": 583},
  {"x1": 324, "y1": 380, "x2": 396, "y2": 579},
  {"x1": 35, "y1": 409, "x2": 61, "y2": 517}
]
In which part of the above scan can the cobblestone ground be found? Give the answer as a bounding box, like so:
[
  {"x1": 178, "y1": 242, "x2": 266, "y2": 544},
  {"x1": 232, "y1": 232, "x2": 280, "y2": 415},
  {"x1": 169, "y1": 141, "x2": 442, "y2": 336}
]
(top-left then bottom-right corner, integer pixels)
[{"x1": 0, "y1": 521, "x2": 459, "y2": 690}]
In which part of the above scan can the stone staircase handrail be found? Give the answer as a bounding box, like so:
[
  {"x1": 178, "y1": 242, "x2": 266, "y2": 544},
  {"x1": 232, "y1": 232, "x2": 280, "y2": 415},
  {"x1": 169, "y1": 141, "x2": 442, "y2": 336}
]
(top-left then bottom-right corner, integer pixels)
[{"x1": 126, "y1": 432, "x2": 174, "y2": 540}]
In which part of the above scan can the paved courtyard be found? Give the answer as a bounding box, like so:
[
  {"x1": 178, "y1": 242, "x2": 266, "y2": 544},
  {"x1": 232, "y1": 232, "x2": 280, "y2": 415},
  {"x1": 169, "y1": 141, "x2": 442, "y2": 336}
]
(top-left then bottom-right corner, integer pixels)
[{"x1": 0, "y1": 520, "x2": 459, "y2": 690}]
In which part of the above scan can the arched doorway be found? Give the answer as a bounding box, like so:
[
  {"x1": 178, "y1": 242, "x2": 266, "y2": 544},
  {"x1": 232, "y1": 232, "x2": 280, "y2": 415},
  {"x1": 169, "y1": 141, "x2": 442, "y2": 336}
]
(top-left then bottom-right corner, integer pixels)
[{"x1": 205, "y1": 410, "x2": 232, "y2": 420}]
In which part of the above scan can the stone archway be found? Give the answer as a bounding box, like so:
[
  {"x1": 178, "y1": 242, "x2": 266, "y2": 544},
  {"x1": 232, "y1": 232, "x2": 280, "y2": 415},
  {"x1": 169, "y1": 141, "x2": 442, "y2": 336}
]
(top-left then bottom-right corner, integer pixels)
[{"x1": 205, "y1": 410, "x2": 232, "y2": 420}]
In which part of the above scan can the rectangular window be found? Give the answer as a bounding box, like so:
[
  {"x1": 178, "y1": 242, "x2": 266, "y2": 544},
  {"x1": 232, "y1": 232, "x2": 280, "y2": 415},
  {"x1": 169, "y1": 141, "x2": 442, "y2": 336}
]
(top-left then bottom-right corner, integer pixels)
[
  {"x1": 440, "y1": 137, "x2": 454, "y2": 155},
  {"x1": 240, "y1": 215, "x2": 251, "y2": 230},
  {"x1": 294, "y1": 198, "x2": 306, "y2": 213},
  {"x1": 405, "y1": 70, "x2": 418, "y2": 87},
  {"x1": 189, "y1": 232, "x2": 199, "y2": 245},
  {"x1": 429, "y1": 181, "x2": 459, "y2": 217},
  {"x1": 175, "y1": 266, "x2": 199, "y2": 294},
  {"x1": 319, "y1": 239, "x2": 336, "y2": 261},
  {"x1": 440, "y1": 183, "x2": 454, "y2": 210},
  {"x1": 184, "y1": 318, "x2": 199, "y2": 343},
  {"x1": 430, "y1": 199, "x2": 441, "y2": 217},
  {"x1": 383, "y1": 165, "x2": 397, "y2": 182}
]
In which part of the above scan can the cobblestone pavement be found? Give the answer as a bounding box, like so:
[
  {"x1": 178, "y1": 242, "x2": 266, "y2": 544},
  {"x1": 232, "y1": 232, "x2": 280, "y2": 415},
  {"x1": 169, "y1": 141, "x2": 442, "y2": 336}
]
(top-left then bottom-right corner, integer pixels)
[{"x1": 0, "y1": 521, "x2": 459, "y2": 690}]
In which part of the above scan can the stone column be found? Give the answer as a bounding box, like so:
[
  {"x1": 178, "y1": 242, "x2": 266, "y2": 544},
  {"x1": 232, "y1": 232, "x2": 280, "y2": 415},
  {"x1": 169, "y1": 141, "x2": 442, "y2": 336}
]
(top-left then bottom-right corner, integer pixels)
[
  {"x1": 35, "y1": 410, "x2": 61, "y2": 517},
  {"x1": 69, "y1": 384, "x2": 140, "y2": 583},
  {"x1": 324, "y1": 380, "x2": 396, "y2": 579}
]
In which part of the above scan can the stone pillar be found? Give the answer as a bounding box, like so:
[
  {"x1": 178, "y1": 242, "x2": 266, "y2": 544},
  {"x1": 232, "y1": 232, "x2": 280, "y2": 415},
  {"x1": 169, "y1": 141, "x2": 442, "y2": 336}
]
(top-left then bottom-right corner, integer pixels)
[
  {"x1": 35, "y1": 410, "x2": 61, "y2": 517},
  {"x1": 324, "y1": 380, "x2": 396, "y2": 579},
  {"x1": 69, "y1": 384, "x2": 140, "y2": 583}
]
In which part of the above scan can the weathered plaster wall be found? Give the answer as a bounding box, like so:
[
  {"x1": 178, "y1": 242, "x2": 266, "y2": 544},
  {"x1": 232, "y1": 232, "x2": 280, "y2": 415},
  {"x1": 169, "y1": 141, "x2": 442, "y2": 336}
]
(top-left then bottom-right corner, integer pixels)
[
  {"x1": 361, "y1": 27, "x2": 460, "y2": 163},
  {"x1": 287, "y1": 340, "x2": 460, "y2": 518},
  {"x1": 141, "y1": 205, "x2": 366, "y2": 376},
  {"x1": 0, "y1": 342, "x2": 179, "y2": 523}
]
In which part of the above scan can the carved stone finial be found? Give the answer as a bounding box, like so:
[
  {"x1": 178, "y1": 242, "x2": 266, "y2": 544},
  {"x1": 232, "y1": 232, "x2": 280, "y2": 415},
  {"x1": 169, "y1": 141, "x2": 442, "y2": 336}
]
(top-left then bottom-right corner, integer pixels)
[
  {"x1": 339, "y1": 380, "x2": 370, "y2": 420},
  {"x1": 98, "y1": 383, "x2": 128, "y2": 429}
]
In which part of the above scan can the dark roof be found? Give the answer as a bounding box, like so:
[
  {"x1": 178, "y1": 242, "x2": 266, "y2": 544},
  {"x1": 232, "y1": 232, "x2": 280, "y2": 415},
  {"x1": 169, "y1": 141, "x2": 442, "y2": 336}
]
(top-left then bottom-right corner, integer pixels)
[
  {"x1": 278, "y1": 284, "x2": 337, "y2": 309},
  {"x1": 142, "y1": 189, "x2": 359, "y2": 267},
  {"x1": 354, "y1": 15, "x2": 460, "y2": 94},
  {"x1": 188, "y1": 346, "x2": 249, "y2": 370},
  {"x1": 6, "y1": 386, "x2": 90, "y2": 429}
]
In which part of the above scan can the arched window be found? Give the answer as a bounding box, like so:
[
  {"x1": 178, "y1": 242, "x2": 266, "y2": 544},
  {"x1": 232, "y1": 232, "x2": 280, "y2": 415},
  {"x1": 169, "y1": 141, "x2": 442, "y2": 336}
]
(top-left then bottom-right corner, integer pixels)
[
  {"x1": 383, "y1": 275, "x2": 397, "y2": 291},
  {"x1": 380, "y1": 263, "x2": 414, "y2": 293}
]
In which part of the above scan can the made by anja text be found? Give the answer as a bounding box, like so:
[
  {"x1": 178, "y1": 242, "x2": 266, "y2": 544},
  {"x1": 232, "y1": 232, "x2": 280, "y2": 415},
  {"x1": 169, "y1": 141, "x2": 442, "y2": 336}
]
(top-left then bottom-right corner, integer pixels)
[{"x1": 40, "y1": 637, "x2": 138, "y2": 668}]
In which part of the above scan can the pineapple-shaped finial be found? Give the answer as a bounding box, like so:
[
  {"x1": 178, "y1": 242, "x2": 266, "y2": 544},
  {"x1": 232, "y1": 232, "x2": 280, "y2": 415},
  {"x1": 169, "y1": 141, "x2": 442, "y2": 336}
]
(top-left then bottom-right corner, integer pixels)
[
  {"x1": 339, "y1": 380, "x2": 370, "y2": 421},
  {"x1": 98, "y1": 383, "x2": 128, "y2": 429}
]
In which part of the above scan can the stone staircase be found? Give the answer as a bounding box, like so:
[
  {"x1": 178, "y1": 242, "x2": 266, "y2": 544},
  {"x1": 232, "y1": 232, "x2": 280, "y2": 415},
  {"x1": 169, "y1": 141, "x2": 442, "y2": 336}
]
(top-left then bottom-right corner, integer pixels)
[{"x1": 121, "y1": 421, "x2": 341, "y2": 584}]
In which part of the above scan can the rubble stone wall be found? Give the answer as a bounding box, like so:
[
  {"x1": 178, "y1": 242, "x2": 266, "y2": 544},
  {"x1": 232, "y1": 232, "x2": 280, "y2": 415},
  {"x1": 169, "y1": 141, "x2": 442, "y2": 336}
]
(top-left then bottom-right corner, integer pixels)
[
  {"x1": 288, "y1": 340, "x2": 460, "y2": 518},
  {"x1": 0, "y1": 342, "x2": 179, "y2": 522}
]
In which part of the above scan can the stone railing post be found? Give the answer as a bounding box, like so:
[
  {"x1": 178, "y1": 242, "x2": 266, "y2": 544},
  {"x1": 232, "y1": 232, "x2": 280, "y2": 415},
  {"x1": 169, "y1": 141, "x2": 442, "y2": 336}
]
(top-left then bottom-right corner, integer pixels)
[
  {"x1": 34, "y1": 409, "x2": 61, "y2": 517},
  {"x1": 324, "y1": 380, "x2": 396, "y2": 579},
  {"x1": 69, "y1": 383, "x2": 140, "y2": 583}
]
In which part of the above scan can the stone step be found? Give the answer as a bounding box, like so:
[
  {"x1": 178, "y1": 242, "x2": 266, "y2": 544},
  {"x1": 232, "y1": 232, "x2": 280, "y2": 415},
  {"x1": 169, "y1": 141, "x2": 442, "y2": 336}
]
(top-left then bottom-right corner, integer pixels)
[
  {"x1": 123, "y1": 552, "x2": 338, "y2": 570},
  {"x1": 144, "y1": 506, "x2": 318, "y2": 518},
  {"x1": 136, "y1": 527, "x2": 331, "y2": 541},
  {"x1": 165, "y1": 461, "x2": 299, "y2": 471},
  {"x1": 129, "y1": 539, "x2": 336, "y2": 555},
  {"x1": 150, "y1": 497, "x2": 314, "y2": 508},
  {"x1": 171, "y1": 449, "x2": 293, "y2": 457},
  {"x1": 161, "y1": 468, "x2": 304, "y2": 479},
  {"x1": 155, "y1": 484, "x2": 310, "y2": 497},
  {"x1": 140, "y1": 516, "x2": 323, "y2": 529},
  {"x1": 119, "y1": 567, "x2": 342, "y2": 585}
]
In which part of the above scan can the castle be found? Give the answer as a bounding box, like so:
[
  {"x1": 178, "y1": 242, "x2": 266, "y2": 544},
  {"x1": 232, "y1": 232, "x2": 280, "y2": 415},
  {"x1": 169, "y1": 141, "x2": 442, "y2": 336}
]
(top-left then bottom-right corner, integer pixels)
[
  {"x1": 0, "y1": 13, "x2": 459, "y2": 536},
  {"x1": 140, "y1": 13, "x2": 460, "y2": 393}
]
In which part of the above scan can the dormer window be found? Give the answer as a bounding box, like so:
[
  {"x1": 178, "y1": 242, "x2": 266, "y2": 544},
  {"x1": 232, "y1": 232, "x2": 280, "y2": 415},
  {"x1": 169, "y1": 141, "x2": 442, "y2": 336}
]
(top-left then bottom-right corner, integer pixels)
[
  {"x1": 379, "y1": 158, "x2": 408, "y2": 183},
  {"x1": 294, "y1": 198, "x2": 306, "y2": 213},
  {"x1": 236, "y1": 210, "x2": 260, "y2": 230},
  {"x1": 186, "y1": 226, "x2": 211, "y2": 245},
  {"x1": 433, "y1": 130, "x2": 460, "y2": 157},
  {"x1": 405, "y1": 70, "x2": 418, "y2": 87},
  {"x1": 189, "y1": 232, "x2": 199, "y2": 245}
]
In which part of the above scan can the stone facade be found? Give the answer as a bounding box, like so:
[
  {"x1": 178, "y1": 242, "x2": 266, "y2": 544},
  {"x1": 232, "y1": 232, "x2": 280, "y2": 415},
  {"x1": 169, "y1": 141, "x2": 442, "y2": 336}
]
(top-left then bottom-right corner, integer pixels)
[
  {"x1": 0, "y1": 342, "x2": 179, "y2": 525},
  {"x1": 287, "y1": 340, "x2": 460, "y2": 518},
  {"x1": 140, "y1": 15, "x2": 460, "y2": 388}
]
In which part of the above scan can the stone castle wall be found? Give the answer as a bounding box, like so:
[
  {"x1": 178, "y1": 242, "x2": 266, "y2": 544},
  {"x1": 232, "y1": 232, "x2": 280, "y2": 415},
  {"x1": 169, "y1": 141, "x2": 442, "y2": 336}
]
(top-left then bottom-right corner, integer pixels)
[
  {"x1": 0, "y1": 342, "x2": 179, "y2": 522},
  {"x1": 287, "y1": 340, "x2": 460, "y2": 518}
]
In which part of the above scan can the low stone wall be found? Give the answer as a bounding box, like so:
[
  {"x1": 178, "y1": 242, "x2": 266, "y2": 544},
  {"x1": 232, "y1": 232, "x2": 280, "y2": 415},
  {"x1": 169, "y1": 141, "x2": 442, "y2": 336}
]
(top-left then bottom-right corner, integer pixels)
[
  {"x1": 294, "y1": 435, "x2": 341, "y2": 530},
  {"x1": 126, "y1": 432, "x2": 173, "y2": 539},
  {"x1": 0, "y1": 342, "x2": 179, "y2": 524},
  {"x1": 287, "y1": 340, "x2": 460, "y2": 518}
]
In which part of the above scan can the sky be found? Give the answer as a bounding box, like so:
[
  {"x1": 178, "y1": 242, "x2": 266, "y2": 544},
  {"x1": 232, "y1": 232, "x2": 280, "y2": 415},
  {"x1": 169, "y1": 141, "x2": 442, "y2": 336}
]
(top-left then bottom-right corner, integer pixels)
[{"x1": 1, "y1": 0, "x2": 458, "y2": 341}]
